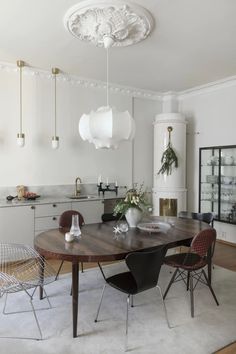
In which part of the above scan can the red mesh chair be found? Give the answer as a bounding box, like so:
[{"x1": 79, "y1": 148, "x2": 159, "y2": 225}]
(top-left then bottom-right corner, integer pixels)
[
  {"x1": 163, "y1": 228, "x2": 219, "y2": 317},
  {"x1": 55, "y1": 210, "x2": 85, "y2": 280}
]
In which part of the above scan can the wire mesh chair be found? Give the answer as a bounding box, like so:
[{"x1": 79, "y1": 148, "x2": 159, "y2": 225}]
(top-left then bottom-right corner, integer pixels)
[
  {"x1": 55, "y1": 210, "x2": 85, "y2": 280},
  {"x1": 0, "y1": 243, "x2": 56, "y2": 340},
  {"x1": 163, "y1": 228, "x2": 219, "y2": 318}
]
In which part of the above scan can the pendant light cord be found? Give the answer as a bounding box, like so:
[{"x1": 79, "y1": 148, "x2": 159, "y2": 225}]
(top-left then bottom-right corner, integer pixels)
[
  {"x1": 106, "y1": 47, "x2": 109, "y2": 107},
  {"x1": 19, "y1": 65, "x2": 22, "y2": 134},
  {"x1": 54, "y1": 72, "x2": 57, "y2": 136}
]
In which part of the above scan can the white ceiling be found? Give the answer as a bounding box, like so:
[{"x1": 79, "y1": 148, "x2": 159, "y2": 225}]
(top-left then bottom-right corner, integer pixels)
[{"x1": 0, "y1": 0, "x2": 236, "y2": 92}]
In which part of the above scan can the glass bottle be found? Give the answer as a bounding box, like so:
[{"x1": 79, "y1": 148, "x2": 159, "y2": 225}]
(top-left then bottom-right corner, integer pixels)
[{"x1": 70, "y1": 214, "x2": 81, "y2": 237}]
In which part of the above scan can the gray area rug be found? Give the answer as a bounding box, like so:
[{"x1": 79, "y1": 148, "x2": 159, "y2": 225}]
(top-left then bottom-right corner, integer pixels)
[{"x1": 0, "y1": 263, "x2": 235, "y2": 354}]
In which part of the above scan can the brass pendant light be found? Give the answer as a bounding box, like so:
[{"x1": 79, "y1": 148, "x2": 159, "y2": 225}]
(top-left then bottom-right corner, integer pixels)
[
  {"x1": 17, "y1": 60, "x2": 25, "y2": 147},
  {"x1": 52, "y1": 67, "x2": 60, "y2": 149}
]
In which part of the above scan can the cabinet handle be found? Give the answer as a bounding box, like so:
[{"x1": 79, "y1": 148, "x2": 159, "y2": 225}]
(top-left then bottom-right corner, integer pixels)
[
  {"x1": 53, "y1": 204, "x2": 57, "y2": 208},
  {"x1": 31, "y1": 206, "x2": 35, "y2": 210},
  {"x1": 52, "y1": 217, "x2": 57, "y2": 221}
]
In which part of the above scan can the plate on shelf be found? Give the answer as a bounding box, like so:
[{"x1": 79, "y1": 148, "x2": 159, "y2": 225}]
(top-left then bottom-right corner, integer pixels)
[
  {"x1": 137, "y1": 222, "x2": 171, "y2": 233},
  {"x1": 24, "y1": 195, "x2": 40, "y2": 200}
]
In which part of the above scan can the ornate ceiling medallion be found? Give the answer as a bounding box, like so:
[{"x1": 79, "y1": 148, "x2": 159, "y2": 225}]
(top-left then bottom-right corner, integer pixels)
[{"x1": 64, "y1": 0, "x2": 154, "y2": 47}]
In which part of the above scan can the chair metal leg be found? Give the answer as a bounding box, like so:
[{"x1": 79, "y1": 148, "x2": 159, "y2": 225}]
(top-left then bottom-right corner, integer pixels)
[
  {"x1": 1, "y1": 287, "x2": 50, "y2": 340},
  {"x1": 163, "y1": 268, "x2": 178, "y2": 299},
  {"x1": 190, "y1": 273, "x2": 194, "y2": 317},
  {"x1": 55, "y1": 260, "x2": 64, "y2": 280},
  {"x1": 156, "y1": 285, "x2": 171, "y2": 329},
  {"x1": 125, "y1": 295, "x2": 130, "y2": 352},
  {"x1": 3, "y1": 287, "x2": 52, "y2": 315},
  {"x1": 94, "y1": 284, "x2": 106, "y2": 322},
  {"x1": 187, "y1": 271, "x2": 190, "y2": 291},
  {"x1": 30, "y1": 297, "x2": 43, "y2": 340},
  {"x1": 81, "y1": 262, "x2": 84, "y2": 273},
  {"x1": 202, "y1": 269, "x2": 219, "y2": 306},
  {"x1": 131, "y1": 295, "x2": 134, "y2": 307}
]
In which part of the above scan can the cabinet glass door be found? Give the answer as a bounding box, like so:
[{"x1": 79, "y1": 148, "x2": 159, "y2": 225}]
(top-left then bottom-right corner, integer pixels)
[
  {"x1": 199, "y1": 145, "x2": 236, "y2": 224},
  {"x1": 220, "y1": 146, "x2": 236, "y2": 223}
]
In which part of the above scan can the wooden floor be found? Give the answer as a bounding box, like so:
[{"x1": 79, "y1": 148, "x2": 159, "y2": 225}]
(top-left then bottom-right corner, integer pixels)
[
  {"x1": 213, "y1": 241, "x2": 236, "y2": 271},
  {"x1": 49, "y1": 241, "x2": 236, "y2": 354}
]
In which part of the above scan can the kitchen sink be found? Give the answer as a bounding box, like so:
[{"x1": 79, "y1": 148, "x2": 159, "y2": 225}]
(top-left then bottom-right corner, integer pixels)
[{"x1": 67, "y1": 195, "x2": 98, "y2": 200}]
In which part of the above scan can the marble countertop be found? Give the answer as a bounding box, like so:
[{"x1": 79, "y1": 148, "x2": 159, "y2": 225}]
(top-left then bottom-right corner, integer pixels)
[{"x1": 0, "y1": 194, "x2": 124, "y2": 208}]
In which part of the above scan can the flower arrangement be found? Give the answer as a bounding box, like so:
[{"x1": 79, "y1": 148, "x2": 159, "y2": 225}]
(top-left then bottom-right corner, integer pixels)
[{"x1": 113, "y1": 184, "x2": 151, "y2": 217}]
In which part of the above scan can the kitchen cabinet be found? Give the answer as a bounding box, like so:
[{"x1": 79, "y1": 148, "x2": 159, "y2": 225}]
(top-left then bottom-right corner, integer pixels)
[
  {"x1": 34, "y1": 202, "x2": 70, "y2": 235},
  {"x1": 72, "y1": 200, "x2": 104, "y2": 224},
  {"x1": 0, "y1": 205, "x2": 35, "y2": 245},
  {"x1": 199, "y1": 145, "x2": 236, "y2": 224}
]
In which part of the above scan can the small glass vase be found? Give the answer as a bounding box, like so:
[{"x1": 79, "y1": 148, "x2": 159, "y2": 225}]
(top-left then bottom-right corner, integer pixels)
[
  {"x1": 125, "y1": 208, "x2": 142, "y2": 228},
  {"x1": 70, "y1": 214, "x2": 81, "y2": 237}
]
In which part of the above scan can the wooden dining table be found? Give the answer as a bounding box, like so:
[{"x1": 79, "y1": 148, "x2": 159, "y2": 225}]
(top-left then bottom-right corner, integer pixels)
[{"x1": 34, "y1": 216, "x2": 212, "y2": 338}]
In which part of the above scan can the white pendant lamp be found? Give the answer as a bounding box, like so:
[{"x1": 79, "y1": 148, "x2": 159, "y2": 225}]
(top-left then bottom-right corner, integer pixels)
[
  {"x1": 52, "y1": 67, "x2": 59, "y2": 149},
  {"x1": 64, "y1": 0, "x2": 153, "y2": 149},
  {"x1": 79, "y1": 45, "x2": 135, "y2": 149},
  {"x1": 17, "y1": 60, "x2": 25, "y2": 147}
]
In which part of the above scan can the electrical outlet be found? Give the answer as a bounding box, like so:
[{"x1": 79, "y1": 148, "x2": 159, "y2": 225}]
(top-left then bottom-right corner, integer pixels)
[{"x1": 220, "y1": 231, "x2": 227, "y2": 240}]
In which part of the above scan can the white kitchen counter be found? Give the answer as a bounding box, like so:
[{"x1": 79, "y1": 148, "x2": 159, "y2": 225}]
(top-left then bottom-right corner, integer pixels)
[{"x1": 0, "y1": 194, "x2": 124, "y2": 208}]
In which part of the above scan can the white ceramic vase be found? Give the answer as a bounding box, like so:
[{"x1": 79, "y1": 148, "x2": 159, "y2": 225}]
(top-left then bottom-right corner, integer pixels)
[{"x1": 125, "y1": 208, "x2": 142, "y2": 228}]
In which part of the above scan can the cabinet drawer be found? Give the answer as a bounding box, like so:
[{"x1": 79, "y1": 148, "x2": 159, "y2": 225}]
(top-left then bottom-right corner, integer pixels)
[
  {"x1": 35, "y1": 216, "x2": 60, "y2": 231},
  {"x1": 34, "y1": 203, "x2": 70, "y2": 217}
]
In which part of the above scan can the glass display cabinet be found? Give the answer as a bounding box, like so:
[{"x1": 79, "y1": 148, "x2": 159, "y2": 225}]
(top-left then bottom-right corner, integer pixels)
[{"x1": 199, "y1": 145, "x2": 236, "y2": 224}]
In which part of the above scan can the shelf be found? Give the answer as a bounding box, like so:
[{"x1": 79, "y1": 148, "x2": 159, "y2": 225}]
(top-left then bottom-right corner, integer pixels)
[{"x1": 201, "y1": 164, "x2": 236, "y2": 167}]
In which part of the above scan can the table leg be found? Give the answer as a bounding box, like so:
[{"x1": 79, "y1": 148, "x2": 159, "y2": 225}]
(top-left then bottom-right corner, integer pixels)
[{"x1": 72, "y1": 261, "x2": 79, "y2": 338}]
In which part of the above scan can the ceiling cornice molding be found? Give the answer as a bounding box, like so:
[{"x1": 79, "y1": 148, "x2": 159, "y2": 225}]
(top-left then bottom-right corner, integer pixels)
[
  {"x1": 0, "y1": 61, "x2": 162, "y2": 101},
  {"x1": 1, "y1": 60, "x2": 236, "y2": 102},
  {"x1": 177, "y1": 75, "x2": 236, "y2": 100}
]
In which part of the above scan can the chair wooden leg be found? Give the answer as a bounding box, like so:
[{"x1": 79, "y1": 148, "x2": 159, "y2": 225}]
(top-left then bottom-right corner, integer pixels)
[
  {"x1": 55, "y1": 260, "x2": 64, "y2": 281},
  {"x1": 94, "y1": 284, "x2": 106, "y2": 322},
  {"x1": 190, "y1": 273, "x2": 194, "y2": 317},
  {"x1": 202, "y1": 269, "x2": 219, "y2": 306},
  {"x1": 163, "y1": 268, "x2": 178, "y2": 299}
]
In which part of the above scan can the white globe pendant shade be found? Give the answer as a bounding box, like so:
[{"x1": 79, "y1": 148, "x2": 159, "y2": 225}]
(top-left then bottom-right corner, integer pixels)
[{"x1": 78, "y1": 106, "x2": 135, "y2": 149}]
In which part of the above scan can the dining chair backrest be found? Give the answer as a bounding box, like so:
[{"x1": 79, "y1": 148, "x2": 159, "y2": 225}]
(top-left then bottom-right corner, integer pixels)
[
  {"x1": 190, "y1": 228, "x2": 216, "y2": 258},
  {"x1": 178, "y1": 211, "x2": 214, "y2": 225},
  {"x1": 125, "y1": 246, "x2": 167, "y2": 293},
  {"x1": 59, "y1": 210, "x2": 84, "y2": 228},
  {"x1": 191, "y1": 212, "x2": 214, "y2": 225},
  {"x1": 101, "y1": 213, "x2": 122, "y2": 222}
]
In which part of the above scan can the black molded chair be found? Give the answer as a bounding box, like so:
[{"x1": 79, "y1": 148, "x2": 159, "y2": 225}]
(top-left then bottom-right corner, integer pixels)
[
  {"x1": 94, "y1": 247, "x2": 170, "y2": 350},
  {"x1": 55, "y1": 210, "x2": 84, "y2": 280},
  {"x1": 163, "y1": 228, "x2": 219, "y2": 318},
  {"x1": 101, "y1": 213, "x2": 124, "y2": 222},
  {"x1": 178, "y1": 211, "x2": 214, "y2": 226}
]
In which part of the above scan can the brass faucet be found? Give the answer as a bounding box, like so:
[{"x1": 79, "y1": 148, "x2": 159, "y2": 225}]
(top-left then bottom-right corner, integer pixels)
[{"x1": 75, "y1": 177, "x2": 82, "y2": 196}]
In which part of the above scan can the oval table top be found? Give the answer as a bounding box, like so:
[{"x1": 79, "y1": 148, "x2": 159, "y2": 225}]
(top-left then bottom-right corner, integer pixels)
[{"x1": 34, "y1": 216, "x2": 211, "y2": 263}]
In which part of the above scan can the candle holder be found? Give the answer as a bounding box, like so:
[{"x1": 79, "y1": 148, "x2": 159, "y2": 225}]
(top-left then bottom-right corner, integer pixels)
[{"x1": 97, "y1": 182, "x2": 118, "y2": 196}]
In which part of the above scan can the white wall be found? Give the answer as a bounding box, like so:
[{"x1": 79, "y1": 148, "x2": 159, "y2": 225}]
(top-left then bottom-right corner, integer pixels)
[
  {"x1": 133, "y1": 97, "x2": 161, "y2": 190},
  {"x1": 179, "y1": 83, "x2": 236, "y2": 242},
  {"x1": 0, "y1": 67, "x2": 161, "y2": 190}
]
